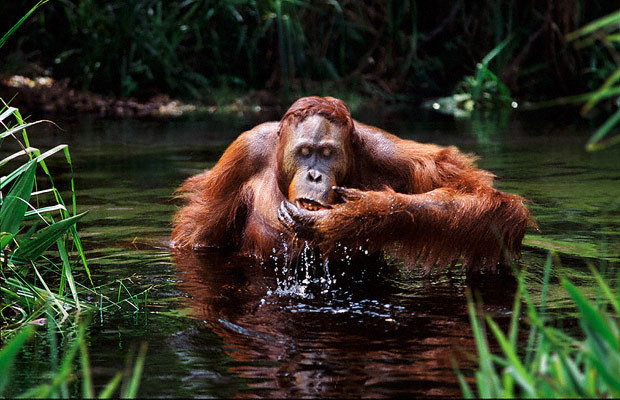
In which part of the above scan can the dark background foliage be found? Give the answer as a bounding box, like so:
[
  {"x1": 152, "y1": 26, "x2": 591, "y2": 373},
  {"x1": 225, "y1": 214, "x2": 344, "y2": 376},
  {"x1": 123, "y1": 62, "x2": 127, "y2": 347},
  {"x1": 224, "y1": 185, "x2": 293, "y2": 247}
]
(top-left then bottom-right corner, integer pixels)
[{"x1": 0, "y1": 0, "x2": 617, "y2": 103}]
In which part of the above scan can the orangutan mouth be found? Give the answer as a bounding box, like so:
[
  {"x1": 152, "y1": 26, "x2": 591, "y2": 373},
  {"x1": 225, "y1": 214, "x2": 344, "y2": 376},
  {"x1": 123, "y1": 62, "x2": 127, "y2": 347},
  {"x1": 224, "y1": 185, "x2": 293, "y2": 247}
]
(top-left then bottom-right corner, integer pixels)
[{"x1": 296, "y1": 198, "x2": 331, "y2": 211}]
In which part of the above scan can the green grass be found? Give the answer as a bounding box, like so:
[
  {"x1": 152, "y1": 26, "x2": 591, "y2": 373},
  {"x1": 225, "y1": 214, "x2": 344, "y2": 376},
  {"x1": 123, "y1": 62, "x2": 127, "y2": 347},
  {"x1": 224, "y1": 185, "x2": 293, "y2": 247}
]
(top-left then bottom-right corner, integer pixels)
[
  {"x1": 2, "y1": 16, "x2": 149, "y2": 394},
  {"x1": 457, "y1": 253, "x2": 620, "y2": 398},
  {"x1": 0, "y1": 103, "x2": 91, "y2": 330},
  {"x1": 0, "y1": 0, "x2": 48, "y2": 48},
  {"x1": 0, "y1": 101, "x2": 150, "y2": 397},
  {"x1": 0, "y1": 322, "x2": 147, "y2": 398}
]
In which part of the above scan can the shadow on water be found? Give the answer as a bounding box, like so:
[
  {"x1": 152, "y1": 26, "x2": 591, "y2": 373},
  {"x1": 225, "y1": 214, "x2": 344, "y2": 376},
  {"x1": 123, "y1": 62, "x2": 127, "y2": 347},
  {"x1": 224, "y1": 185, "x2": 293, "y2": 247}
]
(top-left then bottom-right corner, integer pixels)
[{"x1": 5, "y1": 114, "x2": 618, "y2": 398}]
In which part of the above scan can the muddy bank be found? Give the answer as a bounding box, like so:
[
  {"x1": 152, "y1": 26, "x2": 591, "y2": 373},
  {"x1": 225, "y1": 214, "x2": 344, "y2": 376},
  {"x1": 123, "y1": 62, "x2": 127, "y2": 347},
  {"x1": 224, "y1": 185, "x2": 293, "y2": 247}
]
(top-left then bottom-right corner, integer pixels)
[
  {"x1": 0, "y1": 74, "x2": 419, "y2": 124},
  {"x1": 0, "y1": 74, "x2": 293, "y2": 121},
  {"x1": 0, "y1": 74, "x2": 205, "y2": 120}
]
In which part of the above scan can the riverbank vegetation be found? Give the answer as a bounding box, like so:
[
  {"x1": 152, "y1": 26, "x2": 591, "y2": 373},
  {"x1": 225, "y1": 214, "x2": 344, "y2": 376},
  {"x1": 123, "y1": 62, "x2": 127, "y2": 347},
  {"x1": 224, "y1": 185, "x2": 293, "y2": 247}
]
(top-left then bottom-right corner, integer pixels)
[
  {"x1": 0, "y1": 101, "x2": 149, "y2": 397},
  {"x1": 1, "y1": 12, "x2": 147, "y2": 395},
  {"x1": 1, "y1": 1, "x2": 618, "y2": 147},
  {"x1": 459, "y1": 255, "x2": 620, "y2": 398},
  {"x1": 0, "y1": 1, "x2": 615, "y2": 101}
]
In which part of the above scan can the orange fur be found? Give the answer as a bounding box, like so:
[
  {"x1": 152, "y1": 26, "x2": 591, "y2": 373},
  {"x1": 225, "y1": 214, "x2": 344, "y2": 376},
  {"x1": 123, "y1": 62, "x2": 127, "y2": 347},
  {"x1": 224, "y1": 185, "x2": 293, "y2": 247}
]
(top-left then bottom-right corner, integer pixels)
[{"x1": 172, "y1": 97, "x2": 535, "y2": 271}]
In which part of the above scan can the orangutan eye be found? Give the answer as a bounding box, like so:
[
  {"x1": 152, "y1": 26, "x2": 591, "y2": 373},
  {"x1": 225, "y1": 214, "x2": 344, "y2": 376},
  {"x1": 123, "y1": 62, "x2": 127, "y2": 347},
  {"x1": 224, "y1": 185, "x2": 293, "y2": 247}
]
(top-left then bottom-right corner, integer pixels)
[
  {"x1": 299, "y1": 146, "x2": 312, "y2": 157},
  {"x1": 321, "y1": 147, "x2": 332, "y2": 158}
]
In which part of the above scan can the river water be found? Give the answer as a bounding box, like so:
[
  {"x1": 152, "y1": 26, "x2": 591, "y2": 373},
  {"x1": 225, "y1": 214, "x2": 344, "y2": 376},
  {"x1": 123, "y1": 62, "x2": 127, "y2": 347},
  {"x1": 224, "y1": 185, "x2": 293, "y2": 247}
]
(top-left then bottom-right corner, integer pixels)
[{"x1": 8, "y1": 113, "x2": 620, "y2": 398}]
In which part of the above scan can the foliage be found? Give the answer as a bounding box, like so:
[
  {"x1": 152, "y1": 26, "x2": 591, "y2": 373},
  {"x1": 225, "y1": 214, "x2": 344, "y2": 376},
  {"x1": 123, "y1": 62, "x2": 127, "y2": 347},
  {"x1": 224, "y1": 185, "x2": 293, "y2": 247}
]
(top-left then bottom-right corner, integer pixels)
[
  {"x1": 0, "y1": 98, "x2": 153, "y2": 396},
  {"x1": 0, "y1": 0, "x2": 48, "y2": 49},
  {"x1": 0, "y1": 8, "x2": 150, "y2": 398},
  {"x1": 0, "y1": 100, "x2": 151, "y2": 396},
  {"x1": 531, "y1": 9, "x2": 620, "y2": 151},
  {"x1": 425, "y1": 38, "x2": 516, "y2": 118},
  {"x1": 0, "y1": 103, "x2": 92, "y2": 329},
  {"x1": 1, "y1": 0, "x2": 616, "y2": 103},
  {"x1": 0, "y1": 323, "x2": 147, "y2": 398},
  {"x1": 457, "y1": 254, "x2": 620, "y2": 398}
]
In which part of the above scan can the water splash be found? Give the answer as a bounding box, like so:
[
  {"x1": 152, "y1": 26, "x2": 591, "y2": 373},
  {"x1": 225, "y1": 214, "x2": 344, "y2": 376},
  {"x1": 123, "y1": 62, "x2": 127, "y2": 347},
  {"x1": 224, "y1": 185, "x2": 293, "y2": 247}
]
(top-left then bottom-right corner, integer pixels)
[{"x1": 266, "y1": 241, "x2": 347, "y2": 299}]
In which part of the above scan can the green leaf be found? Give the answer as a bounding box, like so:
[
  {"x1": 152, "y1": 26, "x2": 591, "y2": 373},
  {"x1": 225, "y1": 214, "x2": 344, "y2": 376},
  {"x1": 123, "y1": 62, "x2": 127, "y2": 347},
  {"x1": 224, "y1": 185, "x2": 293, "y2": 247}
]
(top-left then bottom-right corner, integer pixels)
[
  {"x1": 0, "y1": 0, "x2": 49, "y2": 48},
  {"x1": 0, "y1": 106, "x2": 18, "y2": 122},
  {"x1": 122, "y1": 342, "x2": 148, "y2": 398},
  {"x1": 565, "y1": 9, "x2": 620, "y2": 42},
  {"x1": 586, "y1": 107, "x2": 620, "y2": 152},
  {"x1": 588, "y1": 263, "x2": 620, "y2": 315},
  {"x1": 79, "y1": 336, "x2": 94, "y2": 398},
  {"x1": 486, "y1": 317, "x2": 537, "y2": 396},
  {"x1": 0, "y1": 326, "x2": 34, "y2": 394},
  {"x1": 98, "y1": 373, "x2": 122, "y2": 399},
  {"x1": 0, "y1": 147, "x2": 39, "y2": 167},
  {"x1": 582, "y1": 68, "x2": 620, "y2": 113},
  {"x1": 455, "y1": 370, "x2": 474, "y2": 398},
  {"x1": 0, "y1": 121, "x2": 47, "y2": 140},
  {"x1": 0, "y1": 160, "x2": 36, "y2": 244},
  {"x1": 466, "y1": 293, "x2": 501, "y2": 397},
  {"x1": 13, "y1": 212, "x2": 88, "y2": 260},
  {"x1": 0, "y1": 144, "x2": 68, "y2": 190},
  {"x1": 585, "y1": 352, "x2": 620, "y2": 395},
  {"x1": 563, "y1": 278, "x2": 618, "y2": 353}
]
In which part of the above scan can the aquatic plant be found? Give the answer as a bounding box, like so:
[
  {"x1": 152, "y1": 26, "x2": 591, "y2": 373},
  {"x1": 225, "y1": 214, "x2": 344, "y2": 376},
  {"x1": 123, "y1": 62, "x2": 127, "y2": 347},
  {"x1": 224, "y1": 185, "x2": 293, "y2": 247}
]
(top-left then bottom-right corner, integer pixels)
[
  {"x1": 425, "y1": 38, "x2": 516, "y2": 118},
  {"x1": 0, "y1": 0, "x2": 87, "y2": 329},
  {"x1": 0, "y1": 322, "x2": 147, "y2": 398},
  {"x1": 525, "y1": 9, "x2": 620, "y2": 151},
  {"x1": 1, "y1": 11, "x2": 148, "y2": 394},
  {"x1": 457, "y1": 254, "x2": 620, "y2": 398},
  {"x1": 0, "y1": 102, "x2": 91, "y2": 330}
]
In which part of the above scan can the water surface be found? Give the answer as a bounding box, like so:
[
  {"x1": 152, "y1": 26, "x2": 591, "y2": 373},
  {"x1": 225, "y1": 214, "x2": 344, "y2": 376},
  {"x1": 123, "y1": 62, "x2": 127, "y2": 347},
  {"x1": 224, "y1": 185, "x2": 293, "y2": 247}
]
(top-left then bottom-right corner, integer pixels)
[{"x1": 9, "y1": 114, "x2": 619, "y2": 398}]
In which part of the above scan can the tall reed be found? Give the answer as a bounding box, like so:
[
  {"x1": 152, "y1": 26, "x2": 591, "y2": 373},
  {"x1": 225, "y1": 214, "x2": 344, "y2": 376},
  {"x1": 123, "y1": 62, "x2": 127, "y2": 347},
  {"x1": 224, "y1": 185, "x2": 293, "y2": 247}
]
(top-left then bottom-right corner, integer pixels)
[
  {"x1": 457, "y1": 254, "x2": 620, "y2": 398},
  {"x1": 0, "y1": 321, "x2": 147, "y2": 398}
]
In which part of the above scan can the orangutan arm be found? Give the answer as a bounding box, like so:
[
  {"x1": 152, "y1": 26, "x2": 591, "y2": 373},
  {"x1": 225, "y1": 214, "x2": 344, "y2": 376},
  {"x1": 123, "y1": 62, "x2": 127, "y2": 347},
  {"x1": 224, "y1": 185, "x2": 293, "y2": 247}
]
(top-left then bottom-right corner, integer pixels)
[
  {"x1": 279, "y1": 184, "x2": 531, "y2": 271},
  {"x1": 171, "y1": 122, "x2": 278, "y2": 248},
  {"x1": 278, "y1": 125, "x2": 533, "y2": 271}
]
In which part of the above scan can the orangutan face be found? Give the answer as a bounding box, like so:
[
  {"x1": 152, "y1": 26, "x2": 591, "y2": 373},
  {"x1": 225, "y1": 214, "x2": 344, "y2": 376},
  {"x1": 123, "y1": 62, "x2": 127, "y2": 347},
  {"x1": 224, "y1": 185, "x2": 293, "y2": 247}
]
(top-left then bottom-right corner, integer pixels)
[{"x1": 279, "y1": 115, "x2": 350, "y2": 210}]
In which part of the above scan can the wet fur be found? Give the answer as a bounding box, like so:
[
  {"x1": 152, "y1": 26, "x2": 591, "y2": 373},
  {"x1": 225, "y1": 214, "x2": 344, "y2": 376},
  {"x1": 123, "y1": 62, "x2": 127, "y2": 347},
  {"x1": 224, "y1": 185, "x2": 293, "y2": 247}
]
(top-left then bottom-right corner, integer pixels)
[{"x1": 172, "y1": 97, "x2": 535, "y2": 272}]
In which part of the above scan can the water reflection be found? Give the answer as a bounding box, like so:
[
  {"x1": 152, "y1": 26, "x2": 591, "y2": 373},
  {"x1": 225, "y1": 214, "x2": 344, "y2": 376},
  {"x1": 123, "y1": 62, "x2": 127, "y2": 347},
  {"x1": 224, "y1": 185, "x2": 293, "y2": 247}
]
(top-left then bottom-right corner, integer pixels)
[
  {"x1": 10, "y1": 116, "x2": 617, "y2": 398},
  {"x1": 172, "y1": 248, "x2": 518, "y2": 398}
]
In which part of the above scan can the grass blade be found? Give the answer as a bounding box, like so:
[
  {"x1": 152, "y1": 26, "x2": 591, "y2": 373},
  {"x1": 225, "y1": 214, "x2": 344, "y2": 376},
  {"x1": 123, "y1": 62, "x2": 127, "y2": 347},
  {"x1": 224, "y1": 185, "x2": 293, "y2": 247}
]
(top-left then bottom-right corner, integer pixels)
[
  {"x1": 0, "y1": 326, "x2": 34, "y2": 394},
  {"x1": 14, "y1": 211, "x2": 88, "y2": 260},
  {"x1": 57, "y1": 238, "x2": 80, "y2": 310},
  {"x1": 0, "y1": 144, "x2": 67, "y2": 190},
  {"x1": 587, "y1": 264, "x2": 620, "y2": 314},
  {"x1": 1, "y1": 160, "x2": 36, "y2": 242},
  {"x1": 486, "y1": 317, "x2": 536, "y2": 396},
  {"x1": 0, "y1": 147, "x2": 39, "y2": 167},
  {"x1": 582, "y1": 68, "x2": 620, "y2": 113},
  {"x1": 586, "y1": 107, "x2": 620, "y2": 151},
  {"x1": 79, "y1": 336, "x2": 94, "y2": 398},
  {"x1": 0, "y1": 0, "x2": 49, "y2": 48},
  {"x1": 565, "y1": 9, "x2": 620, "y2": 42},
  {"x1": 122, "y1": 342, "x2": 148, "y2": 398},
  {"x1": 0, "y1": 106, "x2": 18, "y2": 122},
  {"x1": 562, "y1": 278, "x2": 618, "y2": 352},
  {"x1": 98, "y1": 373, "x2": 123, "y2": 399},
  {"x1": 466, "y1": 292, "x2": 500, "y2": 397}
]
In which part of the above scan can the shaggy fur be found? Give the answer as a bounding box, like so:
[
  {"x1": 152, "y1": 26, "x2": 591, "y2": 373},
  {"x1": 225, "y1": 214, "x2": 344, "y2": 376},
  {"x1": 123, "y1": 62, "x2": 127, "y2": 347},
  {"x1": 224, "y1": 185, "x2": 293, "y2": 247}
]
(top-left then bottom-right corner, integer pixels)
[{"x1": 172, "y1": 96, "x2": 535, "y2": 272}]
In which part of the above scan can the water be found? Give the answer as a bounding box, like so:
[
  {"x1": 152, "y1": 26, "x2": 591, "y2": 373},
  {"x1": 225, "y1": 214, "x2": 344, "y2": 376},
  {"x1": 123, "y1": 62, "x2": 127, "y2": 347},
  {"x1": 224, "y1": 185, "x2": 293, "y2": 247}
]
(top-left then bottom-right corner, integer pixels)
[{"x1": 7, "y1": 114, "x2": 619, "y2": 398}]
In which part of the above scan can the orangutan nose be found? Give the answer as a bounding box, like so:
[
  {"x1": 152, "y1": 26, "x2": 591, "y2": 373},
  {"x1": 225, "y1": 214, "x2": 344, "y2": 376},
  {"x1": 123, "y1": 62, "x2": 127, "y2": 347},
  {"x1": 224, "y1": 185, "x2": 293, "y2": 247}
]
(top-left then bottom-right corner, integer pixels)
[{"x1": 307, "y1": 169, "x2": 322, "y2": 183}]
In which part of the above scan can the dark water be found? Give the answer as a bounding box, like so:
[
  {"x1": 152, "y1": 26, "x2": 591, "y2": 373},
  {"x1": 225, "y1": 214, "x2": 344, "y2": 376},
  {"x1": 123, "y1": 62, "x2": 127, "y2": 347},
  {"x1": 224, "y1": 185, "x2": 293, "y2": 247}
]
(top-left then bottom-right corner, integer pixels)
[{"x1": 9, "y1": 114, "x2": 620, "y2": 398}]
